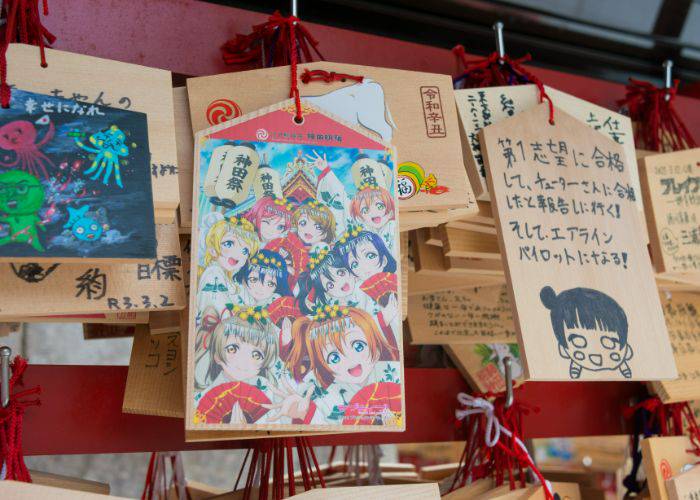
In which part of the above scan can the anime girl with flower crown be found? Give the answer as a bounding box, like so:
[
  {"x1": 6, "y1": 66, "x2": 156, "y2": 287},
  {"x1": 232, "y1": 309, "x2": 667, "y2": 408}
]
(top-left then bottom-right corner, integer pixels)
[
  {"x1": 247, "y1": 196, "x2": 295, "y2": 246},
  {"x1": 350, "y1": 181, "x2": 396, "y2": 252},
  {"x1": 279, "y1": 306, "x2": 401, "y2": 426},
  {"x1": 197, "y1": 215, "x2": 259, "y2": 321}
]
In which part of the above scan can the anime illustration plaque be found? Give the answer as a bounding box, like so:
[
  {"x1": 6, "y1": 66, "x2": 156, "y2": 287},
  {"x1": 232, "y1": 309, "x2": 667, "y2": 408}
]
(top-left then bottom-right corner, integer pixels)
[
  {"x1": 189, "y1": 99, "x2": 404, "y2": 432},
  {"x1": 0, "y1": 89, "x2": 156, "y2": 261}
]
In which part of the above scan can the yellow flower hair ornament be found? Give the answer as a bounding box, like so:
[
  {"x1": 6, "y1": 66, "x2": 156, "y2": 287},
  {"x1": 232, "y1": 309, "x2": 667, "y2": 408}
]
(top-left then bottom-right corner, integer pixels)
[
  {"x1": 225, "y1": 303, "x2": 270, "y2": 325},
  {"x1": 308, "y1": 247, "x2": 330, "y2": 270},
  {"x1": 358, "y1": 179, "x2": 379, "y2": 191},
  {"x1": 273, "y1": 197, "x2": 294, "y2": 211},
  {"x1": 249, "y1": 254, "x2": 282, "y2": 269},
  {"x1": 337, "y1": 223, "x2": 362, "y2": 244},
  {"x1": 226, "y1": 215, "x2": 255, "y2": 233},
  {"x1": 312, "y1": 303, "x2": 350, "y2": 321}
]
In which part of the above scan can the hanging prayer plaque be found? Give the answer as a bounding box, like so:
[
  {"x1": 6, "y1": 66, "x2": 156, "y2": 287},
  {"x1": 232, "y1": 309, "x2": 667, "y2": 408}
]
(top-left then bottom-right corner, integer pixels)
[
  {"x1": 188, "y1": 99, "x2": 404, "y2": 432},
  {"x1": 0, "y1": 88, "x2": 156, "y2": 262},
  {"x1": 640, "y1": 148, "x2": 700, "y2": 277},
  {"x1": 455, "y1": 85, "x2": 641, "y2": 211},
  {"x1": 481, "y1": 104, "x2": 676, "y2": 380}
]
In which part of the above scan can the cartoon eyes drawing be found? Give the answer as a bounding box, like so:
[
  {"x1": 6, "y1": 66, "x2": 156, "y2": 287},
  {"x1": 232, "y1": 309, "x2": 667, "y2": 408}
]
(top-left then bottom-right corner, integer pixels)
[
  {"x1": 251, "y1": 350, "x2": 264, "y2": 361},
  {"x1": 376, "y1": 202, "x2": 386, "y2": 212},
  {"x1": 76, "y1": 227, "x2": 85, "y2": 234},
  {"x1": 352, "y1": 340, "x2": 367, "y2": 353},
  {"x1": 225, "y1": 343, "x2": 239, "y2": 355},
  {"x1": 568, "y1": 334, "x2": 587, "y2": 348},
  {"x1": 222, "y1": 240, "x2": 233, "y2": 248},
  {"x1": 327, "y1": 352, "x2": 341, "y2": 365}
]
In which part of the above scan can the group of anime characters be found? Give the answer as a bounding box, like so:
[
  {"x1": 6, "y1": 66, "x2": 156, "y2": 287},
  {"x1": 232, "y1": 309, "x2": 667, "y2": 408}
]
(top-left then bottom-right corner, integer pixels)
[
  {"x1": 0, "y1": 108, "x2": 128, "y2": 252},
  {"x1": 194, "y1": 151, "x2": 402, "y2": 427}
]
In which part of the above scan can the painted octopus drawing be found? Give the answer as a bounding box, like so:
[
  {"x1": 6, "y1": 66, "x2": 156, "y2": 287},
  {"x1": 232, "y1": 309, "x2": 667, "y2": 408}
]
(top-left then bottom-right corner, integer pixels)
[{"x1": 0, "y1": 89, "x2": 156, "y2": 260}]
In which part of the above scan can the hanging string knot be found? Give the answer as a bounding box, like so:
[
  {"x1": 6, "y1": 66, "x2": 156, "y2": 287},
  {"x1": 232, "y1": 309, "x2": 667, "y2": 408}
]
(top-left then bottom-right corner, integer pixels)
[{"x1": 300, "y1": 69, "x2": 364, "y2": 84}]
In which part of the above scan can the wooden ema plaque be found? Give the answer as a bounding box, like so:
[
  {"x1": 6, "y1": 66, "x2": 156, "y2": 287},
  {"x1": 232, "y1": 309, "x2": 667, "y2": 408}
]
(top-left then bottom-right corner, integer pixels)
[
  {"x1": 640, "y1": 149, "x2": 700, "y2": 277},
  {"x1": 481, "y1": 104, "x2": 676, "y2": 380}
]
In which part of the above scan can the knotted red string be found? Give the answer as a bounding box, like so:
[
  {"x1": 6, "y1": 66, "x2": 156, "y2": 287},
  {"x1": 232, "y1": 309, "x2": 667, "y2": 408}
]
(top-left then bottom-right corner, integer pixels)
[
  {"x1": 300, "y1": 69, "x2": 363, "y2": 84},
  {"x1": 235, "y1": 437, "x2": 325, "y2": 499},
  {"x1": 221, "y1": 11, "x2": 325, "y2": 122},
  {"x1": 0, "y1": 356, "x2": 41, "y2": 482},
  {"x1": 450, "y1": 390, "x2": 551, "y2": 498},
  {"x1": 453, "y1": 45, "x2": 554, "y2": 125},
  {"x1": 617, "y1": 78, "x2": 696, "y2": 152},
  {"x1": 0, "y1": 0, "x2": 55, "y2": 108}
]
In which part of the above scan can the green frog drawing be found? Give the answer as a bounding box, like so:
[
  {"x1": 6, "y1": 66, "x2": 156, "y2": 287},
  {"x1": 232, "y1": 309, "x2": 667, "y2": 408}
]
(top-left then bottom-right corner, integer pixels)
[{"x1": 0, "y1": 170, "x2": 45, "y2": 252}]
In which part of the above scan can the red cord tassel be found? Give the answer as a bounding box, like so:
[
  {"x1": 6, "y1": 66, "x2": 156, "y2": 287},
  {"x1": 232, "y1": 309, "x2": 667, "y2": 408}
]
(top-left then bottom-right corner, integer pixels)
[
  {"x1": 618, "y1": 78, "x2": 696, "y2": 152},
  {"x1": 236, "y1": 437, "x2": 325, "y2": 499},
  {"x1": 221, "y1": 10, "x2": 323, "y2": 69},
  {"x1": 453, "y1": 45, "x2": 555, "y2": 124},
  {"x1": 0, "y1": 355, "x2": 41, "y2": 482},
  {"x1": 0, "y1": 0, "x2": 56, "y2": 108}
]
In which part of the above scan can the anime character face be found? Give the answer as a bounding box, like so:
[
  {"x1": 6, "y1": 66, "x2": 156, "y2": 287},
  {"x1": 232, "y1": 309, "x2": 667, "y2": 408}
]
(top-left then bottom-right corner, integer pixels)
[
  {"x1": 216, "y1": 336, "x2": 266, "y2": 381},
  {"x1": 320, "y1": 266, "x2": 356, "y2": 300},
  {"x1": 213, "y1": 231, "x2": 250, "y2": 274},
  {"x1": 245, "y1": 272, "x2": 277, "y2": 303},
  {"x1": 359, "y1": 198, "x2": 390, "y2": 231},
  {"x1": 559, "y1": 326, "x2": 632, "y2": 372},
  {"x1": 259, "y1": 214, "x2": 288, "y2": 242},
  {"x1": 296, "y1": 213, "x2": 325, "y2": 245},
  {"x1": 347, "y1": 240, "x2": 385, "y2": 281},
  {"x1": 321, "y1": 326, "x2": 376, "y2": 385}
]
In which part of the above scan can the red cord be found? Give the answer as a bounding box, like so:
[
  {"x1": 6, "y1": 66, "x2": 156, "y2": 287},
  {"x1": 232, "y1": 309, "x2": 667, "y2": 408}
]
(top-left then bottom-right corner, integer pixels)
[
  {"x1": 618, "y1": 78, "x2": 696, "y2": 152},
  {"x1": 300, "y1": 69, "x2": 364, "y2": 84},
  {"x1": 0, "y1": 0, "x2": 56, "y2": 108},
  {"x1": 453, "y1": 46, "x2": 555, "y2": 124}
]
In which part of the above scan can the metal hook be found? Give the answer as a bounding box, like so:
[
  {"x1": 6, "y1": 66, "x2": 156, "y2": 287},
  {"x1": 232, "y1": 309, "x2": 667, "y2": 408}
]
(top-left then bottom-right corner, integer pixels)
[
  {"x1": 493, "y1": 21, "x2": 505, "y2": 61},
  {"x1": 663, "y1": 59, "x2": 673, "y2": 102},
  {"x1": 0, "y1": 346, "x2": 11, "y2": 408},
  {"x1": 291, "y1": 0, "x2": 298, "y2": 18},
  {"x1": 503, "y1": 356, "x2": 514, "y2": 408}
]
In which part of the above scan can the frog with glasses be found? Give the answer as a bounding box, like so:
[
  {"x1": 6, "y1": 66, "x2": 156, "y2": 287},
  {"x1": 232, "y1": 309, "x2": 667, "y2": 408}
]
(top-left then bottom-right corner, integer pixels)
[{"x1": 0, "y1": 169, "x2": 45, "y2": 252}]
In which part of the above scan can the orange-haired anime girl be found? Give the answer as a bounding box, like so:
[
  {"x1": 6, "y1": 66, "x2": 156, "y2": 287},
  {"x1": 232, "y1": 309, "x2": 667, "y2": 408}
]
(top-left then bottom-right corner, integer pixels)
[{"x1": 280, "y1": 307, "x2": 401, "y2": 426}]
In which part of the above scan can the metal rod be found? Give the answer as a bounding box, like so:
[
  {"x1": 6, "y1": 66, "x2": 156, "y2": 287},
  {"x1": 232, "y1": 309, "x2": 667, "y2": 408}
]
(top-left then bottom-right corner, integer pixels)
[
  {"x1": 0, "y1": 346, "x2": 11, "y2": 408},
  {"x1": 493, "y1": 21, "x2": 505, "y2": 60},
  {"x1": 503, "y1": 356, "x2": 514, "y2": 408},
  {"x1": 663, "y1": 59, "x2": 673, "y2": 102},
  {"x1": 291, "y1": 0, "x2": 298, "y2": 18}
]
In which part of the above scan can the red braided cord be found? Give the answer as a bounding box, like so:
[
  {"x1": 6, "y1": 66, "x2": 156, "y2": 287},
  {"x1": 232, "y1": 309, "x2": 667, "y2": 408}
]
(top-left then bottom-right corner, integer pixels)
[
  {"x1": 618, "y1": 78, "x2": 696, "y2": 152},
  {"x1": 300, "y1": 69, "x2": 364, "y2": 84}
]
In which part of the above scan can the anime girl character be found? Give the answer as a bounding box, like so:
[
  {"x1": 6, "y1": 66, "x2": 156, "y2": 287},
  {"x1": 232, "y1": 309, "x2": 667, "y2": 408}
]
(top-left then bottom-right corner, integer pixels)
[
  {"x1": 349, "y1": 183, "x2": 396, "y2": 252},
  {"x1": 234, "y1": 248, "x2": 292, "y2": 308},
  {"x1": 246, "y1": 196, "x2": 294, "y2": 246},
  {"x1": 197, "y1": 215, "x2": 260, "y2": 319},
  {"x1": 194, "y1": 307, "x2": 283, "y2": 424},
  {"x1": 540, "y1": 286, "x2": 633, "y2": 379},
  {"x1": 307, "y1": 149, "x2": 350, "y2": 238},
  {"x1": 282, "y1": 307, "x2": 401, "y2": 426},
  {"x1": 295, "y1": 246, "x2": 399, "y2": 347}
]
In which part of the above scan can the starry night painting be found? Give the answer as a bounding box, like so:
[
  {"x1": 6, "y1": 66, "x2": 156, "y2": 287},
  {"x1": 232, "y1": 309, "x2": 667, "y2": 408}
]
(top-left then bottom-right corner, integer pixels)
[{"x1": 0, "y1": 88, "x2": 156, "y2": 261}]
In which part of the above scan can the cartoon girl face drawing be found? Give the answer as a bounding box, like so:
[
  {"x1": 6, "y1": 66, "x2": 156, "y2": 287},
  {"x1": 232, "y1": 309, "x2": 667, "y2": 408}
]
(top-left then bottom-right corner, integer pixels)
[
  {"x1": 540, "y1": 286, "x2": 633, "y2": 379},
  {"x1": 292, "y1": 201, "x2": 335, "y2": 246},
  {"x1": 320, "y1": 266, "x2": 356, "y2": 300},
  {"x1": 321, "y1": 324, "x2": 376, "y2": 385},
  {"x1": 204, "y1": 217, "x2": 259, "y2": 276},
  {"x1": 350, "y1": 186, "x2": 395, "y2": 232},
  {"x1": 247, "y1": 197, "x2": 293, "y2": 243},
  {"x1": 237, "y1": 249, "x2": 291, "y2": 305},
  {"x1": 337, "y1": 230, "x2": 396, "y2": 282}
]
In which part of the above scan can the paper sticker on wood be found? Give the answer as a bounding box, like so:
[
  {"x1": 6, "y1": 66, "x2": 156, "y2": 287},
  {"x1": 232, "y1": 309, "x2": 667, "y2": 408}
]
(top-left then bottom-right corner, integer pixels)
[
  {"x1": 481, "y1": 103, "x2": 675, "y2": 380},
  {"x1": 188, "y1": 99, "x2": 404, "y2": 432},
  {"x1": 445, "y1": 342, "x2": 522, "y2": 393},
  {"x1": 0, "y1": 89, "x2": 156, "y2": 262}
]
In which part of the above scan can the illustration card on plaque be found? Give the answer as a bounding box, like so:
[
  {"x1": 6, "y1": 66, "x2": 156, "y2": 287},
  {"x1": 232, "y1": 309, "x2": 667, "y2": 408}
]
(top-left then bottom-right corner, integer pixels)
[
  {"x1": 188, "y1": 99, "x2": 404, "y2": 432},
  {"x1": 0, "y1": 88, "x2": 156, "y2": 262},
  {"x1": 481, "y1": 104, "x2": 676, "y2": 381}
]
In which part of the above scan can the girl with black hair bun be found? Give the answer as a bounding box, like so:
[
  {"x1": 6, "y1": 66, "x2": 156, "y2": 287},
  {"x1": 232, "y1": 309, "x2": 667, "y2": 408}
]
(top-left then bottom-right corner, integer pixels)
[{"x1": 540, "y1": 285, "x2": 633, "y2": 379}]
